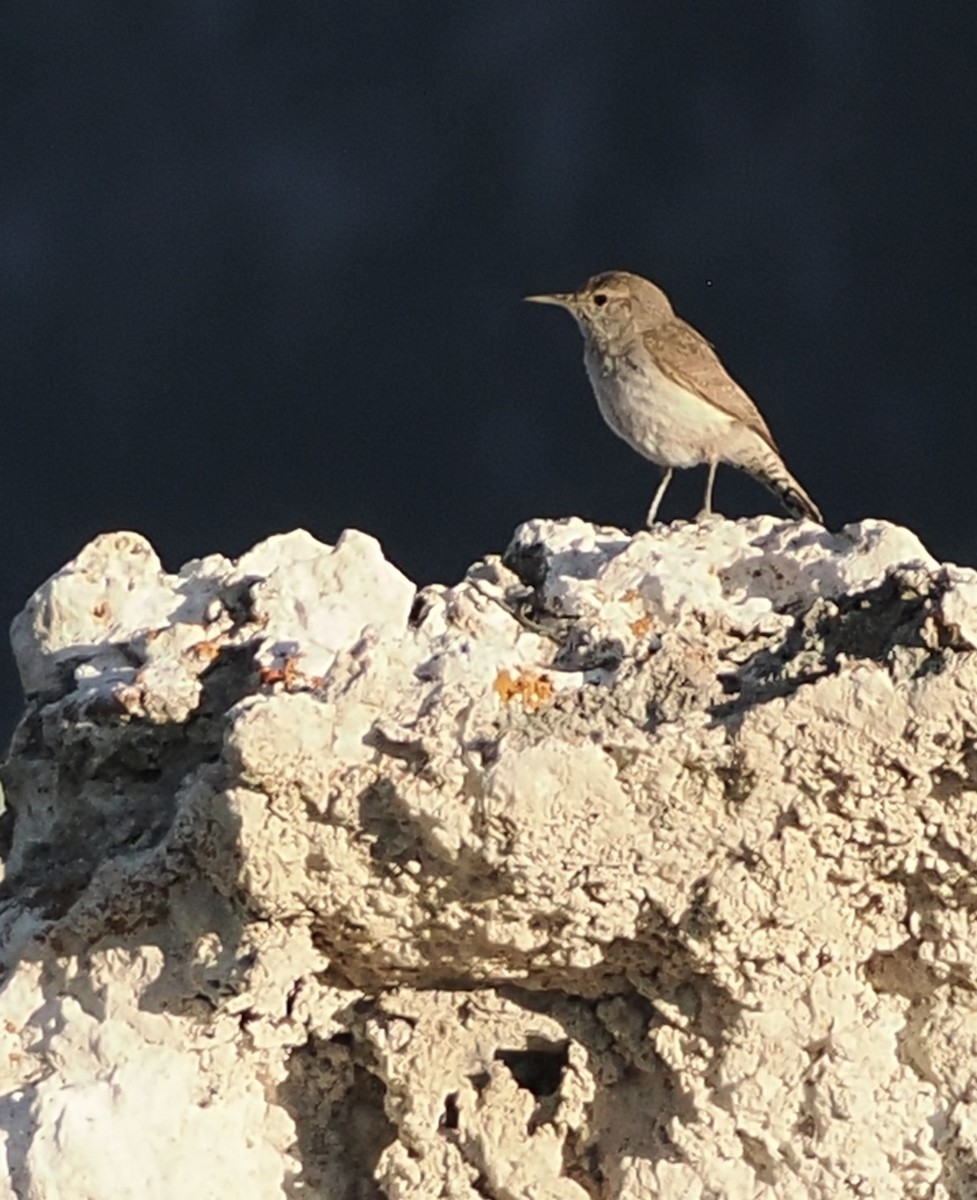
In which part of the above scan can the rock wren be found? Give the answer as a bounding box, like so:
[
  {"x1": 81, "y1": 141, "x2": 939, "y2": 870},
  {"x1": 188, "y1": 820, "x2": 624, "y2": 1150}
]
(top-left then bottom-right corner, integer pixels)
[{"x1": 525, "y1": 270, "x2": 822, "y2": 525}]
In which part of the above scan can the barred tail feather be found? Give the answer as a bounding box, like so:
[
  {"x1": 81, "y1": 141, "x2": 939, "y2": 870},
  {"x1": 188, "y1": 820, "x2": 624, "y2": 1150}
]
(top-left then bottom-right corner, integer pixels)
[
  {"x1": 772, "y1": 476, "x2": 822, "y2": 524},
  {"x1": 747, "y1": 447, "x2": 823, "y2": 524}
]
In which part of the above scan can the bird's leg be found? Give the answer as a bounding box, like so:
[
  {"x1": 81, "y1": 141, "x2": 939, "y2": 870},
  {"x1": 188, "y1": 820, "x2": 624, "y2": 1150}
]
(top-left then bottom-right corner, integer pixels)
[
  {"x1": 698, "y1": 460, "x2": 718, "y2": 518},
  {"x1": 645, "y1": 468, "x2": 673, "y2": 526}
]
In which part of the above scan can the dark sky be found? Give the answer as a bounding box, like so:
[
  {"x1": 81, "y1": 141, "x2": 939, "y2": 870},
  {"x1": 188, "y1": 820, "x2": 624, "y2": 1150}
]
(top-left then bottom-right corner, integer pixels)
[{"x1": 3, "y1": 3, "x2": 976, "y2": 733}]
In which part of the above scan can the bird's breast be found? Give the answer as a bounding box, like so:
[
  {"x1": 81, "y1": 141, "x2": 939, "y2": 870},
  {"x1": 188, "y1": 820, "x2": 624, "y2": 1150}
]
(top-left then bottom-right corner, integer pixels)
[{"x1": 583, "y1": 345, "x2": 735, "y2": 469}]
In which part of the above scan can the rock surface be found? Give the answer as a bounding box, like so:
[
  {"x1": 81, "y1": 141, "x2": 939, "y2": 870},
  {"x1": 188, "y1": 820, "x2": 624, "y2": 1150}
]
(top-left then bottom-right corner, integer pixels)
[{"x1": 2, "y1": 514, "x2": 977, "y2": 1197}]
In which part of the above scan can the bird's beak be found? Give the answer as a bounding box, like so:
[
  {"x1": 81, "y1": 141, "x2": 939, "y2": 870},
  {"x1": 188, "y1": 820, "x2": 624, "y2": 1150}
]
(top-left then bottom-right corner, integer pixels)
[{"x1": 523, "y1": 292, "x2": 577, "y2": 311}]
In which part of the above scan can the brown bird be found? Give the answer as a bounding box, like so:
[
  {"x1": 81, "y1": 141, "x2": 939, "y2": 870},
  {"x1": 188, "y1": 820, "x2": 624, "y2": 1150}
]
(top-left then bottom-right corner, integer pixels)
[{"x1": 526, "y1": 270, "x2": 822, "y2": 525}]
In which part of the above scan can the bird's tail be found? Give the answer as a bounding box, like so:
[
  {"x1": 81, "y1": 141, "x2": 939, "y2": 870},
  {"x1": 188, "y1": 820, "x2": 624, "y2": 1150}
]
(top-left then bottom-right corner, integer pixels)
[{"x1": 746, "y1": 445, "x2": 823, "y2": 524}]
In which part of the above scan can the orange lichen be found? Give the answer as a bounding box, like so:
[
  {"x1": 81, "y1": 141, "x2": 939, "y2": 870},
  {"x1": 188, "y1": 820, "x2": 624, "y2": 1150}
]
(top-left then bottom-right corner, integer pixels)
[
  {"x1": 630, "y1": 615, "x2": 654, "y2": 638},
  {"x1": 260, "y1": 658, "x2": 302, "y2": 689},
  {"x1": 259, "y1": 657, "x2": 323, "y2": 692},
  {"x1": 187, "y1": 640, "x2": 222, "y2": 664},
  {"x1": 493, "y1": 667, "x2": 554, "y2": 713}
]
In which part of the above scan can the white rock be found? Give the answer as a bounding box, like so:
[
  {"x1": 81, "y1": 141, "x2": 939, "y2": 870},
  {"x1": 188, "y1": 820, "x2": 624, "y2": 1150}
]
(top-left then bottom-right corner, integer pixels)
[
  {"x1": 1, "y1": 514, "x2": 975, "y2": 1198},
  {"x1": 10, "y1": 532, "x2": 174, "y2": 695}
]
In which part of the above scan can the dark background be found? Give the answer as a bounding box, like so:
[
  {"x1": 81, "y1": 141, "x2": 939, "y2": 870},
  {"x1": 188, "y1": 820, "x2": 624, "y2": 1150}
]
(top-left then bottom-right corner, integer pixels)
[{"x1": 2, "y1": 3, "x2": 976, "y2": 733}]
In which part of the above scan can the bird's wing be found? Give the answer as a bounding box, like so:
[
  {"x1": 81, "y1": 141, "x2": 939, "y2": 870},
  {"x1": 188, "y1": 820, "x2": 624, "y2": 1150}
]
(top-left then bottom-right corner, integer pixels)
[{"x1": 642, "y1": 318, "x2": 778, "y2": 451}]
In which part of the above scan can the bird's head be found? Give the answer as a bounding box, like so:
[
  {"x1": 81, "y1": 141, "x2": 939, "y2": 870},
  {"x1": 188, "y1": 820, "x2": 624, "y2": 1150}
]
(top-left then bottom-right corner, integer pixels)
[{"x1": 525, "y1": 270, "x2": 673, "y2": 345}]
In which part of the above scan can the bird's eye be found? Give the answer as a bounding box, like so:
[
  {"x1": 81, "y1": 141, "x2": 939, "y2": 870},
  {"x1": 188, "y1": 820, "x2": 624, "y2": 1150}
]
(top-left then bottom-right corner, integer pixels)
[{"x1": 593, "y1": 293, "x2": 608, "y2": 307}]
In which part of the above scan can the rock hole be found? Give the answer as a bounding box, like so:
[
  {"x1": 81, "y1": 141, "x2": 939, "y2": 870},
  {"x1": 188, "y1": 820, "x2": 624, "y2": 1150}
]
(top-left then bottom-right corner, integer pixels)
[
  {"x1": 494, "y1": 1041, "x2": 569, "y2": 1097},
  {"x1": 441, "y1": 1092, "x2": 460, "y2": 1130}
]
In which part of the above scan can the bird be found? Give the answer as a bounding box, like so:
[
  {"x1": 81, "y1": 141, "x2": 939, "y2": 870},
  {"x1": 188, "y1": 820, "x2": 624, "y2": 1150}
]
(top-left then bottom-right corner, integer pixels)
[{"x1": 525, "y1": 270, "x2": 822, "y2": 526}]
